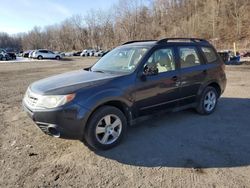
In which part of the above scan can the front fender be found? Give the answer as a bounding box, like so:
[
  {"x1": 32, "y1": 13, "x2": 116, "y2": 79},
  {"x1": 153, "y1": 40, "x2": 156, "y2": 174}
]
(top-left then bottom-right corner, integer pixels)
[{"x1": 76, "y1": 87, "x2": 133, "y2": 111}]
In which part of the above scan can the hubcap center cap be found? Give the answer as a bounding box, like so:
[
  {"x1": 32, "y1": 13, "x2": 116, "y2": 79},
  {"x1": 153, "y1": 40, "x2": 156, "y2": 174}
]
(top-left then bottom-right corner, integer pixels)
[{"x1": 106, "y1": 126, "x2": 113, "y2": 134}]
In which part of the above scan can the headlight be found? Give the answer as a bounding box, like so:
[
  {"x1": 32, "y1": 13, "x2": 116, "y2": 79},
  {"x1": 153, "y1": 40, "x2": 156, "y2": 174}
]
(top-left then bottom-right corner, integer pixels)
[{"x1": 36, "y1": 93, "x2": 75, "y2": 109}]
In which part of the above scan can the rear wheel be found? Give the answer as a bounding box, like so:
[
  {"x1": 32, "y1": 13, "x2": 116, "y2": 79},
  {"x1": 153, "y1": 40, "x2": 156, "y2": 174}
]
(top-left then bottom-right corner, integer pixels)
[
  {"x1": 55, "y1": 56, "x2": 60, "y2": 60},
  {"x1": 196, "y1": 86, "x2": 218, "y2": 115},
  {"x1": 38, "y1": 56, "x2": 43, "y2": 60},
  {"x1": 85, "y1": 106, "x2": 127, "y2": 150},
  {"x1": 2, "y1": 57, "x2": 7, "y2": 61}
]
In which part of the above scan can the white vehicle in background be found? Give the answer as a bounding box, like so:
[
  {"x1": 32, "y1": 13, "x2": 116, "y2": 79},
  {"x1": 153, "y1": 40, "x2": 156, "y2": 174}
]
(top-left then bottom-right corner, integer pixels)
[
  {"x1": 94, "y1": 50, "x2": 104, "y2": 57},
  {"x1": 65, "y1": 52, "x2": 74, "y2": 57},
  {"x1": 54, "y1": 51, "x2": 65, "y2": 57},
  {"x1": 80, "y1": 50, "x2": 87, "y2": 56},
  {"x1": 80, "y1": 49, "x2": 95, "y2": 57},
  {"x1": 32, "y1": 49, "x2": 62, "y2": 60},
  {"x1": 89, "y1": 49, "x2": 97, "y2": 56},
  {"x1": 28, "y1": 50, "x2": 35, "y2": 58}
]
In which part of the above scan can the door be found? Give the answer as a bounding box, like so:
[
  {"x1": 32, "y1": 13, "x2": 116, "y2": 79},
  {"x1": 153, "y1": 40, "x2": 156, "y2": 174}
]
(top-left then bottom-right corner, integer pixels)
[
  {"x1": 40, "y1": 50, "x2": 49, "y2": 58},
  {"x1": 177, "y1": 46, "x2": 207, "y2": 105},
  {"x1": 48, "y1": 51, "x2": 55, "y2": 58},
  {"x1": 135, "y1": 47, "x2": 181, "y2": 115}
]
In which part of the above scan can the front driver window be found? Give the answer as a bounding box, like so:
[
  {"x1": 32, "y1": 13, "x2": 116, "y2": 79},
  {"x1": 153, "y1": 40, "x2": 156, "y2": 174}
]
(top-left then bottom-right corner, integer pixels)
[{"x1": 144, "y1": 48, "x2": 175, "y2": 74}]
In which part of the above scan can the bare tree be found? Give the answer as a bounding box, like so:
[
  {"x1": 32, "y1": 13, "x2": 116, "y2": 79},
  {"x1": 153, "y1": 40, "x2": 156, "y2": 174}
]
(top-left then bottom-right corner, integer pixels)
[{"x1": 2, "y1": 0, "x2": 250, "y2": 51}]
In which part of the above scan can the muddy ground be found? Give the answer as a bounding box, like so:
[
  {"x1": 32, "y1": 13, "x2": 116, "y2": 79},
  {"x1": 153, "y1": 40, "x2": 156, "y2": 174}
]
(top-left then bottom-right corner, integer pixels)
[{"x1": 0, "y1": 57, "x2": 250, "y2": 187}]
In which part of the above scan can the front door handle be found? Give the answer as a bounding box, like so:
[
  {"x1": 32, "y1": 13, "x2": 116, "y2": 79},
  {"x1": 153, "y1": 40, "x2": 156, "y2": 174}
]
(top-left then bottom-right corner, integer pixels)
[
  {"x1": 172, "y1": 76, "x2": 178, "y2": 81},
  {"x1": 203, "y1": 70, "x2": 207, "y2": 74}
]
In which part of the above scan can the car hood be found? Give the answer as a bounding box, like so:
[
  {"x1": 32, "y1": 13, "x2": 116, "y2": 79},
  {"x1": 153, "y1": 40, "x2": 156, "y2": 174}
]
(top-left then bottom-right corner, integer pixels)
[{"x1": 30, "y1": 70, "x2": 119, "y2": 95}]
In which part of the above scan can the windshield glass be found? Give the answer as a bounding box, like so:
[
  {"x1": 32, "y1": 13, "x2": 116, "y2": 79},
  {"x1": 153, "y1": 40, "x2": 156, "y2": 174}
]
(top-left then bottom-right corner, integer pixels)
[{"x1": 91, "y1": 46, "x2": 149, "y2": 73}]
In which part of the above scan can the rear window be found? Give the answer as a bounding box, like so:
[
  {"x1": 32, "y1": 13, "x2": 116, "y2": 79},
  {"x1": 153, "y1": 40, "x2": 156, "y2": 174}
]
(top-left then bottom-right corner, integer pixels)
[{"x1": 201, "y1": 47, "x2": 217, "y2": 63}]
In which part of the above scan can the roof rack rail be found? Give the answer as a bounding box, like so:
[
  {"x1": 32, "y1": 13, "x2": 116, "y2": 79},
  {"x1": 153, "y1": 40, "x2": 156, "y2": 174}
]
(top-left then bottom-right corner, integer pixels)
[
  {"x1": 157, "y1": 38, "x2": 209, "y2": 44},
  {"x1": 122, "y1": 40, "x2": 156, "y2": 45}
]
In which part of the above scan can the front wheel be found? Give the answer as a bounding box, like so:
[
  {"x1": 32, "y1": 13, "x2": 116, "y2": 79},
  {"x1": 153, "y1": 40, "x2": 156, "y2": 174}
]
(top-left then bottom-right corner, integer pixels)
[
  {"x1": 85, "y1": 106, "x2": 127, "y2": 150},
  {"x1": 196, "y1": 86, "x2": 218, "y2": 115}
]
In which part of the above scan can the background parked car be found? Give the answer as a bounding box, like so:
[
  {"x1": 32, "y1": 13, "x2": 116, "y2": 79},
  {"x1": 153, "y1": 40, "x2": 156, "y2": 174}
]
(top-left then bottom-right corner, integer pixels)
[
  {"x1": 18, "y1": 51, "x2": 23, "y2": 57},
  {"x1": 80, "y1": 50, "x2": 87, "y2": 56},
  {"x1": 218, "y1": 51, "x2": 230, "y2": 63},
  {"x1": 73, "y1": 51, "x2": 82, "y2": 56},
  {"x1": 7, "y1": 52, "x2": 16, "y2": 60},
  {"x1": 80, "y1": 49, "x2": 95, "y2": 56},
  {"x1": 243, "y1": 52, "x2": 250, "y2": 57},
  {"x1": 23, "y1": 51, "x2": 31, "y2": 58},
  {"x1": 94, "y1": 50, "x2": 104, "y2": 57},
  {"x1": 28, "y1": 50, "x2": 35, "y2": 58},
  {"x1": 0, "y1": 49, "x2": 16, "y2": 60},
  {"x1": 32, "y1": 49, "x2": 62, "y2": 60},
  {"x1": 89, "y1": 50, "x2": 96, "y2": 56},
  {"x1": 58, "y1": 52, "x2": 65, "y2": 57},
  {"x1": 0, "y1": 54, "x2": 4, "y2": 60},
  {"x1": 0, "y1": 53, "x2": 11, "y2": 61}
]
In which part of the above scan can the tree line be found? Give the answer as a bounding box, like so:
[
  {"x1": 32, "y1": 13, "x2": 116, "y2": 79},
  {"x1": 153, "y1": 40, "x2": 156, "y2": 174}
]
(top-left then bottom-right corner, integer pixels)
[{"x1": 1, "y1": 0, "x2": 250, "y2": 52}]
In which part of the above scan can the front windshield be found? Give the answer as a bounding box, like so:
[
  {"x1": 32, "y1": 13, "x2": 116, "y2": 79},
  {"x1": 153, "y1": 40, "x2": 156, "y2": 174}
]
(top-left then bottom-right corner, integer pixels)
[{"x1": 91, "y1": 46, "x2": 149, "y2": 73}]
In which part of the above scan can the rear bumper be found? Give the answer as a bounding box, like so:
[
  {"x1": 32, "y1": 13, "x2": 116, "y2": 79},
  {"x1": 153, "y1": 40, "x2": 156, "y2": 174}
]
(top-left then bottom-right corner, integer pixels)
[{"x1": 22, "y1": 101, "x2": 90, "y2": 140}]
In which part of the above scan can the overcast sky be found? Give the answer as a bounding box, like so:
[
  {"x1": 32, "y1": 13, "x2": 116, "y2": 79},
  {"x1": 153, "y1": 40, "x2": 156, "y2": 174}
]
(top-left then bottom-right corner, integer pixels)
[{"x1": 0, "y1": 0, "x2": 118, "y2": 34}]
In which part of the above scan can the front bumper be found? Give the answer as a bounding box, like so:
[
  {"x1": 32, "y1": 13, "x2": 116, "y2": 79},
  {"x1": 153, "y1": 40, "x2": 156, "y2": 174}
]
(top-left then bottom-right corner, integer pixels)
[{"x1": 22, "y1": 100, "x2": 90, "y2": 140}]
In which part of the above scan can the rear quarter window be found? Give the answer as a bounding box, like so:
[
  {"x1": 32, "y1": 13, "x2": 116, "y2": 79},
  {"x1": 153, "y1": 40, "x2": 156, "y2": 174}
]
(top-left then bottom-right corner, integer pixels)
[{"x1": 201, "y1": 47, "x2": 218, "y2": 63}]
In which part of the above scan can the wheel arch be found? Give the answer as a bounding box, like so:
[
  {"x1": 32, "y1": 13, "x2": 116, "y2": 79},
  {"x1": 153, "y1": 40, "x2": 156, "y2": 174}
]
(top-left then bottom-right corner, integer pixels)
[
  {"x1": 198, "y1": 81, "x2": 222, "y2": 97},
  {"x1": 207, "y1": 82, "x2": 221, "y2": 96},
  {"x1": 83, "y1": 99, "x2": 133, "y2": 134}
]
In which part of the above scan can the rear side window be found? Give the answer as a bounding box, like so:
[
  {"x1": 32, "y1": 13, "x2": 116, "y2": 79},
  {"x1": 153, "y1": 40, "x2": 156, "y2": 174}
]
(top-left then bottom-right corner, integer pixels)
[
  {"x1": 178, "y1": 47, "x2": 201, "y2": 68},
  {"x1": 39, "y1": 50, "x2": 48, "y2": 53},
  {"x1": 201, "y1": 47, "x2": 217, "y2": 63}
]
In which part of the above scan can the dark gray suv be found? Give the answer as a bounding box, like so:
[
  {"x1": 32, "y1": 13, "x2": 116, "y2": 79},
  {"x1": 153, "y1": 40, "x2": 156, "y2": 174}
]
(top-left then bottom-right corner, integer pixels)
[{"x1": 23, "y1": 38, "x2": 227, "y2": 150}]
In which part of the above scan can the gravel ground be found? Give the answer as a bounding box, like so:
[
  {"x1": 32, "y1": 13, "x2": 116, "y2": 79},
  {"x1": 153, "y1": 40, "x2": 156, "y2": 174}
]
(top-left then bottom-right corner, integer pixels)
[{"x1": 0, "y1": 57, "x2": 250, "y2": 187}]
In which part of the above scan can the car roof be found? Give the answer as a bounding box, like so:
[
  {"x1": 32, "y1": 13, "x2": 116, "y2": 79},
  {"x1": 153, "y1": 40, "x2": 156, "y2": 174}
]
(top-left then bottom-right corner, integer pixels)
[
  {"x1": 124, "y1": 41, "x2": 157, "y2": 47},
  {"x1": 122, "y1": 38, "x2": 212, "y2": 48}
]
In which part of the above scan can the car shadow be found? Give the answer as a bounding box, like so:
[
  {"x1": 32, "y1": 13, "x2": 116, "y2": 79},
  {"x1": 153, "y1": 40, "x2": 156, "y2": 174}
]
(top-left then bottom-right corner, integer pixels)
[{"x1": 95, "y1": 97, "x2": 250, "y2": 168}]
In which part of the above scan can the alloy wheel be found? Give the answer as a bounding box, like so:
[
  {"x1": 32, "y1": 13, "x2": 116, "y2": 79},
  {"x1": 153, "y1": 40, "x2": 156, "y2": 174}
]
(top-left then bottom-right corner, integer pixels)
[
  {"x1": 95, "y1": 114, "x2": 122, "y2": 145},
  {"x1": 204, "y1": 91, "x2": 217, "y2": 112}
]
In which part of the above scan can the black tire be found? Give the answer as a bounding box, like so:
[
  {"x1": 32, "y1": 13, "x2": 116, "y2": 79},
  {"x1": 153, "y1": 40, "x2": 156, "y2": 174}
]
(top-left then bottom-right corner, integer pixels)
[
  {"x1": 196, "y1": 86, "x2": 218, "y2": 115},
  {"x1": 38, "y1": 56, "x2": 43, "y2": 60},
  {"x1": 55, "y1": 56, "x2": 60, "y2": 60},
  {"x1": 2, "y1": 57, "x2": 7, "y2": 61},
  {"x1": 85, "y1": 106, "x2": 127, "y2": 150}
]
